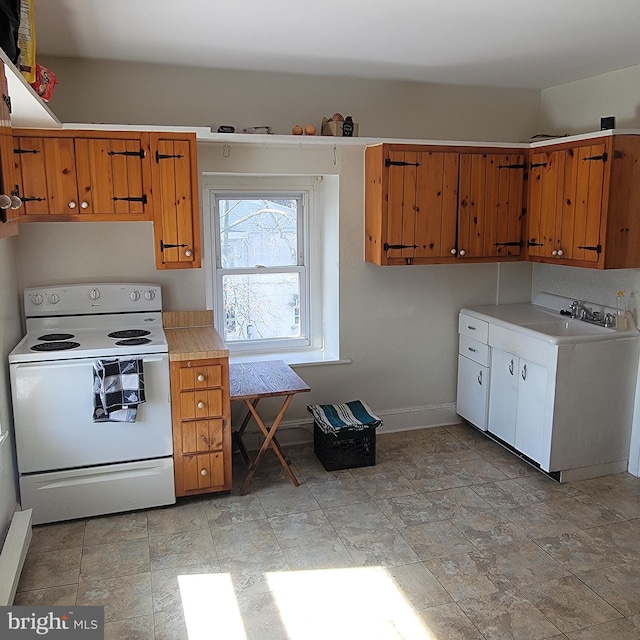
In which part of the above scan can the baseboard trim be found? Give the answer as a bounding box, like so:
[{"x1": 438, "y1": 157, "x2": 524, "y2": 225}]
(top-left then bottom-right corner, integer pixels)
[
  {"x1": 238, "y1": 403, "x2": 459, "y2": 450},
  {"x1": 0, "y1": 509, "x2": 32, "y2": 605}
]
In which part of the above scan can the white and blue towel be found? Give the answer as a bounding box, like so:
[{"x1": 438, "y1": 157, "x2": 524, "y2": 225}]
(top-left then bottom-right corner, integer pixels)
[
  {"x1": 307, "y1": 400, "x2": 382, "y2": 436},
  {"x1": 93, "y1": 358, "x2": 146, "y2": 423}
]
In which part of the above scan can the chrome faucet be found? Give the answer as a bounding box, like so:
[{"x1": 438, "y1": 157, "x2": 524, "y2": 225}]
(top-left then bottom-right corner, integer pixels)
[{"x1": 569, "y1": 300, "x2": 614, "y2": 327}]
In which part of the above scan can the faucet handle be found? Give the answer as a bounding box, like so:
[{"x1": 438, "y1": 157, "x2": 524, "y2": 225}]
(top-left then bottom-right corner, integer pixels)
[{"x1": 604, "y1": 312, "x2": 616, "y2": 328}]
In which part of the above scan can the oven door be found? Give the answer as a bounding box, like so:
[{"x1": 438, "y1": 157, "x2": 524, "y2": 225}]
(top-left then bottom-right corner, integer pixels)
[{"x1": 11, "y1": 353, "x2": 172, "y2": 474}]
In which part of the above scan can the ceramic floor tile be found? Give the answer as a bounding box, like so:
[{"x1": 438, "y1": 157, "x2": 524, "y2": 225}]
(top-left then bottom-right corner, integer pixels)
[
  {"x1": 148, "y1": 528, "x2": 217, "y2": 572},
  {"x1": 477, "y1": 450, "x2": 539, "y2": 479},
  {"x1": 235, "y1": 591, "x2": 290, "y2": 640},
  {"x1": 565, "y1": 618, "x2": 640, "y2": 640},
  {"x1": 13, "y1": 585, "x2": 78, "y2": 606},
  {"x1": 152, "y1": 609, "x2": 189, "y2": 640},
  {"x1": 306, "y1": 474, "x2": 371, "y2": 507},
  {"x1": 415, "y1": 602, "x2": 486, "y2": 640},
  {"x1": 18, "y1": 547, "x2": 82, "y2": 591},
  {"x1": 471, "y1": 478, "x2": 552, "y2": 510},
  {"x1": 445, "y1": 457, "x2": 509, "y2": 485},
  {"x1": 282, "y1": 539, "x2": 355, "y2": 571},
  {"x1": 268, "y1": 509, "x2": 338, "y2": 548},
  {"x1": 583, "y1": 520, "x2": 640, "y2": 563},
  {"x1": 339, "y1": 528, "x2": 421, "y2": 568},
  {"x1": 451, "y1": 507, "x2": 530, "y2": 550},
  {"x1": 209, "y1": 517, "x2": 279, "y2": 561},
  {"x1": 254, "y1": 482, "x2": 321, "y2": 517},
  {"x1": 458, "y1": 588, "x2": 562, "y2": 640},
  {"x1": 398, "y1": 462, "x2": 470, "y2": 493},
  {"x1": 400, "y1": 520, "x2": 475, "y2": 560},
  {"x1": 83, "y1": 511, "x2": 147, "y2": 545},
  {"x1": 577, "y1": 561, "x2": 640, "y2": 617},
  {"x1": 80, "y1": 538, "x2": 150, "y2": 581},
  {"x1": 582, "y1": 487, "x2": 640, "y2": 520},
  {"x1": 481, "y1": 540, "x2": 570, "y2": 588},
  {"x1": 547, "y1": 495, "x2": 626, "y2": 529},
  {"x1": 500, "y1": 502, "x2": 581, "y2": 539},
  {"x1": 28, "y1": 520, "x2": 86, "y2": 553},
  {"x1": 76, "y1": 572, "x2": 152, "y2": 622},
  {"x1": 425, "y1": 551, "x2": 514, "y2": 602},
  {"x1": 378, "y1": 487, "x2": 492, "y2": 528},
  {"x1": 202, "y1": 492, "x2": 267, "y2": 525},
  {"x1": 534, "y1": 529, "x2": 625, "y2": 573},
  {"x1": 218, "y1": 549, "x2": 289, "y2": 598},
  {"x1": 323, "y1": 500, "x2": 394, "y2": 534},
  {"x1": 520, "y1": 575, "x2": 622, "y2": 634},
  {"x1": 151, "y1": 563, "x2": 221, "y2": 613},
  {"x1": 444, "y1": 423, "x2": 489, "y2": 446},
  {"x1": 385, "y1": 562, "x2": 453, "y2": 609},
  {"x1": 146, "y1": 500, "x2": 208, "y2": 535},
  {"x1": 104, "y1": 615, "x2": 155, "y2": 640},
  {"x1": 352, "y1": 468, "x2": 418, "y2": 500}
]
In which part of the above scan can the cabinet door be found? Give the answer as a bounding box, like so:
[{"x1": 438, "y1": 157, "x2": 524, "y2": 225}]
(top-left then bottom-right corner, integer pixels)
[
  {"x1": 151, "y1": 132, "x2": 201, "y2": 269},
  {"x1": 488, "y1": 349, "x2": 518, "y2": 445},
  {"x1": 456, "y1": 354, "x2": 489, "y2": 431},
  {"x1": 458, "y1": 153, "x2": 525, "y2": 258},
  {"x1": 385, "y1": 149, "x2": 458, "y2": 262},
  {"x1": 13, "y1": 136, "x2": 49, "y2": 215},
  {"x1": 74, "y1": 135, "x2": 150, "y2": 218},
  {"x1": 0, "y1": 62, "x2": 19, "y2": 237},
  {"x1": 514, "y1": 360, "x2": 547, "y2": 463}
]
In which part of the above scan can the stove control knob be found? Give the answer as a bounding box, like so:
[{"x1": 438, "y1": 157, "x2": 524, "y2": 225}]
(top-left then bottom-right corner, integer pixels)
[
  {"x1": 88, "y1": 288, "x2": 101, "y2": 301},
  {"x1": 129, "y1": 291, "x2": 141, "y2": 301},
  {"x1": 31, "y1": 293, "x2": 43, "y2": 305},
  {"x1": 48, "y1": 293, "x2": 60, "y2": 304},
  {"x1": 144, "y1": 290, "x2": 156, "y2": 301}
]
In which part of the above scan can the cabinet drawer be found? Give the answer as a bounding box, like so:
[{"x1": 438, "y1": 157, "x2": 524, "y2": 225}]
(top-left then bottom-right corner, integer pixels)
[
  {"x1": 180, "y1": 389, "x2": 223, "y2": 420},
  {"x1": 181, "y1": 452, "x2": 225, "y2": 491},
  {"x1": 181, "y1": 419, "x2": 223, "y2": 454},
  {"x1": 179, "y1": 364, "x2": 222, "y2": 390},
  {"x1": 459, "y1": 335, "x2": 490, "y2": 367},
  {"x1": 459, "y1": 314, "x2": 489, "y2": 342}
]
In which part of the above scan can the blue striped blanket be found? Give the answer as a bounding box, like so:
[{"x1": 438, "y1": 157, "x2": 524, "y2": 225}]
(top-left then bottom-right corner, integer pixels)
[{"x1": 307, "y1": 400, "x2": 382, "y2": 436}]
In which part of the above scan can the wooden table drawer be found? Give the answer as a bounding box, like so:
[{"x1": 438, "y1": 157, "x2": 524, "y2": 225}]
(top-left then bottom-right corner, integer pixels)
[
  {"x1": 180, "y1": 389, "x2": 223, "y2": 420},
  {"x1": 178, "y1": 363, "x2": 222, "y2": 390},
  {"x1": 181, "y1": 452, "x2": 225, "y2": 491},
  {"x1": 181, "y1": 419, "x2": 223, "y2": 454}
]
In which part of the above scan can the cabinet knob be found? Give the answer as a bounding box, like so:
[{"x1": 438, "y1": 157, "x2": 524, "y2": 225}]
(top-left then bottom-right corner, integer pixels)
[
  {"x1": 557, "y1": 249, "x2": 564, "y2": 256},
  {"x1": 0, "y1": 194, "x2": 11, "y2": 209},
  {"x1": 80, "y1": 201, "x2": 89, "y2": 209},
  {"x1": 200, "y1": 468, "x2": 208, "y2": 476},
  {"x1": 450, "y1": 248, "x2": 457, "y2": 255},
  {"x1": 10, "y1": 195, "x2": 22, "y2": 210},
  {"x1": 552, "y1": 250, "x2": 558, "y2": 256},
  {"x1": 197, "y1": 374, "x2": 205, "y2": 382},
  {"x1": 184, "y1": 250, "x2": 193, "y2": 257},
  {"x1": 68, "y1": 201, "x2": 77, "y2": 209},
  {"x1": 197, "y1": 401, "x2": 205, "y2": 409},
  {"x1": 459, "y1": 250, "x2": 466, "y2": 256}
]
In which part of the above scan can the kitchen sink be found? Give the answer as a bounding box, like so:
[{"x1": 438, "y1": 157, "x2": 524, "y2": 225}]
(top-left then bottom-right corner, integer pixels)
[{"x1": 521, "y1": 318, "x2": 617, "y2": 338}]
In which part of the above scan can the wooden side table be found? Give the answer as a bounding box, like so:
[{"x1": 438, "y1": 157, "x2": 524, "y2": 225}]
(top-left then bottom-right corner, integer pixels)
[{"x1": 229, "y1": 360, "x2": 310, "y2": 495}]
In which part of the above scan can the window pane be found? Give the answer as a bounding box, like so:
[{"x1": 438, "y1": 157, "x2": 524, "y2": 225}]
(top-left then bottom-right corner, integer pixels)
[
  {"x1": 222, "y1": 272, "x2": 301, "y2": 342},
  {"x1": 218, "y1": 198, "x2": 298, "y2": 268}
]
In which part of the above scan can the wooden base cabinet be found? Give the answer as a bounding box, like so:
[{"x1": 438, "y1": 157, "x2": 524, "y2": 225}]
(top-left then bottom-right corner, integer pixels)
[{"x1": 170, "y1": 358, "x2": 231, "y2": 496}]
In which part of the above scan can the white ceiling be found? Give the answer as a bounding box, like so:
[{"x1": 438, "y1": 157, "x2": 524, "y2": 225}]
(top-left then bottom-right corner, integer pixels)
[{"x1": 33, "y1": 0, "x2": 640, "y2": 90}]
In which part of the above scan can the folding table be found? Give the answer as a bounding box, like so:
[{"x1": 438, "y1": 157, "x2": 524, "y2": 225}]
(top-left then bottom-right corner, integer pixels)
[{"x1": 229, "y1": 360, "x2": 310, "y2": 495}]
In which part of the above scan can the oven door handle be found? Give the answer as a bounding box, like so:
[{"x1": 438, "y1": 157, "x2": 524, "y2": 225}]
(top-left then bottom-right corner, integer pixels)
[{"x1": 12, "y1": 354, "x2": 167, "y2": 370}]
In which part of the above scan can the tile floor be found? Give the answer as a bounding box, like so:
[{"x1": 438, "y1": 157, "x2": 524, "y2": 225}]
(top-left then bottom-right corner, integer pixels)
[{"x1": 14, "y1": 423, "x2": 640, "y2": 640}]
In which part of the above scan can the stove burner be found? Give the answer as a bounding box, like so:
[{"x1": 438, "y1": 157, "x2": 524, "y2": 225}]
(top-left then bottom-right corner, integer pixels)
[
  {"x1": 30, "y1": 341, "x2": 81, "y2": 352},
  {"x1": 37, "y1": 333, "x2": 75, "y2": 341},
  {"x1": 115, "y1": 337, "x2": 152, "y2": 346},
  {"x1": 108, "y1": 329, "x2": 152, "y2": 339}
]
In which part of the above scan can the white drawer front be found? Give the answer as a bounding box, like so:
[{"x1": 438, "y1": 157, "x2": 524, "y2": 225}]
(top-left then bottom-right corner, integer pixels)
[
  {"x1": 459, "y1": 335, "x2": 490, "y2": 367},
  {"x1": 459, "y1": 313, "x2": 489, "y2": 343}
]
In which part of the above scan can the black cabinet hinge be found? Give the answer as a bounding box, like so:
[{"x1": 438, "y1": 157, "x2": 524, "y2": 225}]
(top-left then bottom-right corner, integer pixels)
[
  {"x1": 494, "y1": 241, "x2": 523, "y2": 247},
  {"x1": 577, "y1": 244, "x2": 602, "y2": 253},
  {"x1": 160, "y1": 240, "x2": 188, "y2": 252},
  {"x1": 583, "y1": 152, "x2": 608, "y2": 162},
  {"x1": 527, "y1": 241, "x2": 544, "y2": 247},
  {"x1": 112, "y1": 195, "x2": 147, "y2": 204},
  {"x1": 155, "y1": 151, "x2": 184, "y2": 162},
  {"x1": 498, "y1": 163, "x2": 527, "y2": 170},
  {"x1": 384, "y1": 242, "x2": 418, "y2": 251},
  {"x1": 13, "y1": 147, "x2": 40, "y2": 155},
  {"x1": 385, "y1": 159, "x2": 420, "y2": 168},
  {"x1": 108, "y1": 149, "x2": 145, "y2": 158},
  {"x1": 3, "y1": 93, "x2": 11, "y2": 114},
  {"x1": 530, "y1": 162, "x2": 548, "y2": 169}
]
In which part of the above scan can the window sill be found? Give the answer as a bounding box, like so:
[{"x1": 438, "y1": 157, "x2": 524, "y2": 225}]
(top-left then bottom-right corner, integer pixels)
[{"x1": 229, "y1": 349, "x2": 351, "y2": 367}]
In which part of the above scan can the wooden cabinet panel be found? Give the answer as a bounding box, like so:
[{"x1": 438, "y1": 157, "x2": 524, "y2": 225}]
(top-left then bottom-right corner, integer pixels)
[
  {"x1": 170, "y1": 357, "x2": 231, "y2": 497},
  {"x1": 150, "y1": 132, "x2": 201, "y2": 270},
  {"x1": 13, "y1": 129, "x2": 152, "y2": 221},
  {"x1": 365, "y1": 143, "x2": 525, "y2": 265},
  {"x1": 0, "y1": 61, "x2": 18, "y2": 238}
]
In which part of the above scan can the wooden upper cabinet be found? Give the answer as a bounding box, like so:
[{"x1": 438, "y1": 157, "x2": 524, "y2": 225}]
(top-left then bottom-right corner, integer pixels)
[
  {"x1": 150, "y1": 132, "x2": 201, "y2": 270},
  {"x1": 365, "y1": 143, "x2": 525, "y2": 265},
  {"x1": 526, "y1": 135, "x2": 640, "y2": 269},
  {"x1": 12, "y1": 129, "x2": 152, "y2": 221},
  {"x1": 0, "y1": 61, "x2": 19, "y2": 238}
]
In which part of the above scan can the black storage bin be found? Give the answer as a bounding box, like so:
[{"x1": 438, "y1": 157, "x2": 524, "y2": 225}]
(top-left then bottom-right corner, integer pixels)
[{"x1": 313, "y1": 422, "x2": 376, "y2": 471}]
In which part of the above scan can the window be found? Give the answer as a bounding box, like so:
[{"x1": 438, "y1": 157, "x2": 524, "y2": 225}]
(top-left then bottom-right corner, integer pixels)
[
  {"x1": 203, "y1": 174, "x2": 340, "y2": 362},
  {"x1": 213, "y1": 193, "x2": 308, "y2": 349}
]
